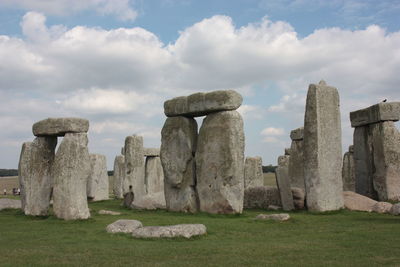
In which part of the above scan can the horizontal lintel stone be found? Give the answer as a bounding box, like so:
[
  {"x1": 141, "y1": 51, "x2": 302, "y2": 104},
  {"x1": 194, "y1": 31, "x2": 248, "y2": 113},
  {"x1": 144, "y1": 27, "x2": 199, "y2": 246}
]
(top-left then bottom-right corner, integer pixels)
[{"x1": 350, "y1": 102, "x2": 400, "y2": 127}]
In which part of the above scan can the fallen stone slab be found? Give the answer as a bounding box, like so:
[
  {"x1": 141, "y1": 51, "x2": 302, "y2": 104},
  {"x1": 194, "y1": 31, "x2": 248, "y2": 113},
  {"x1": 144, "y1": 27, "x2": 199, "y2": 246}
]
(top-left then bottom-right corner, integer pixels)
[
  {"x1": 106, "y1": 219, "x2": 143, "y2": 233},
  {"x1": 343, "y1": 191, "x2": 377, "y2": 212},
  {"x1": 33, "y1": 117, "x2": 89, "y2": 137},
  {"x1": 255, "y1": 213, "x2": 290, "y2": 221},
  {"x1": 372, "y1": 202, "x2": 393, "y2": 214},
  {"x1": 98, "y1": 210, "x2": 121, "y2": 215},
  {"x1": 0, "y1": 198, "x2": 21, "y2": 211},
  {"x1": 131, "y1": 224, "x2": 207, "y2": 239},
  {"x1": 131, "y1": 192, "x2": 166, "y2": 210},
  {"x1": 164, "y1": 90, "x2": 243, "y2": 117},
  {"x1": 350, "y1": 102, "x2": 400, "y2": 127},
  {"x1": 143, "y1": 148, "x2": 160, "y2": 157},
  {"x1": 390, "y1": 203, "x2": 400, "y2": 215}
]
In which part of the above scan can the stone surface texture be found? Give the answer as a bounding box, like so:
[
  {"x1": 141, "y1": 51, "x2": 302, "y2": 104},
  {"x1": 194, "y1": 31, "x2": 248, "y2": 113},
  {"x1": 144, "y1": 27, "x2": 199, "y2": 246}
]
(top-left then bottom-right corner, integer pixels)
[
  {"x1": 131, "y1": 192, "x2": 166, "y2": 210},
  {"x1": 164, "y1": 90, "x2": 242, "y2": 117},
  {"x1": 372, "y1": 202, "x2": 393, "y2": 214},
  {"x1": 243, "y1": 186, "x2": 304, "y2": 210},
  {"x1": 390, "y1": 203, "x2": 400, "y2": 215},
  {"x1": 244, "y1": 156, "x2": 264, "y2": 189},
  {"x1": 124, "y1": 135, "x2": 145, "y2": 198},
  {"x1": 196, "y1": 110, "x2": 245, "y2": 214},
  {"x1": 288, "y1": 137, "x2": 305, "y2": 190},
  {"x1": 303, "y1": 81, "x2": 344, "y2": 211},
  {"x1": 131, "y1": 224, "x2": 207, "y2": 239},
  {"x1": 113, "y1": 155, "x2": 125, "y2": 199},
  {"x1": 160, "y1": 117, "x2": 198, "y2": 213},
  {"x1": 87, "y1": 154, "x2": 109, "y2": 201},
  {"x1": 255, "y1": 213, "x2": 290, "y2": 221},
  {"x1": 33, "y1": 117, "x2": 89, "y2": 137},
  {"x1": 143, "y1": 148, "x2": 160, "y2": 157},
  {"x1": 275, "y1": 155, "x2": 295, "y2": 211},
  {"x1": 18, "y1": 137, "x2": 56, "y2": 216},
  {"x1": 342, "y1": 146, "x2": 355, "y2": 192},
  {"x1": 106, "y1": 219, "x2": 143, "y2": 233},
  {"x1": 98, "y1": 210, "x2": 121, "y2": 215},
  {"x1": 350, "y1": 102, "x2": 400, "y2": 127},
  {"x1": 0, "y1": 198, "x2": 21, "y2": 211},
  {"x1": 290, "y1": 127, "x2": 304, "y2": 141},
  {"x1": 145, "y1": 156, "x2": 165, "y2": 195},
  {"x1": 52, "y1": 133, "x2": 91, "y2": 220},
  {"x1": 343, "y1": 191, "x2": 377, "y2": 212}
]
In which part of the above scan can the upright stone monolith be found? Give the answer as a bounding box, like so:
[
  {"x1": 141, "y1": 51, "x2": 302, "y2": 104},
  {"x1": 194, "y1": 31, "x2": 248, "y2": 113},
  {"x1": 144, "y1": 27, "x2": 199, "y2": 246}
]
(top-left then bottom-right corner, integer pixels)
[
  {"x1": 87, "y1": 154, "x2": 109, "y2": 201},
  {"x1": 342, "y1": 145, "x2": 355, "y2": 192},
  {"x1": 18, "y1": 137, "x2": 57, "y2": 216},
  {"x1": 275, "y1": 155, "x2": 295, "y2": 211},
  {"x1": 52, "y1": 133, "x2": 91, "y2": 220},
  {"x1": 303, "y1": 81, "x2": 344, "y2": 211},
  {"x1": 288, "y1": 127, "x2": 305, "y2": 190},
  {"x1": 244, "y1": 157, "x2": 264, "y2": 189},
  {"x1": 113, "y1": 155, "x2": 125, "y2": 199},
  {"x1": 196, "y1": 110, "x2": 245, "y2": 214},
  {"x1": 124, "y1": 135, "x2": 145, "y2": 199},
  {"x1": 160, "y1": 117, "x2": 198, "y2": 213},
  {"x1": 145, "y1": 157, "x2": 164, "y2": 195}
]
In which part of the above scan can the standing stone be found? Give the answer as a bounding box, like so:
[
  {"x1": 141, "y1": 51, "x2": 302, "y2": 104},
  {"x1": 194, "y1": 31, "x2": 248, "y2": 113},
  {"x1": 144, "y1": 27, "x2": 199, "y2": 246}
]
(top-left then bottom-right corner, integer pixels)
[
  {"x1": 288, "y1": 127, "x2": 305, "y2": 190},
  {"x1": 244, "y1": 157, "x2": 264, "y2": 189},
  {"x1": 303, "y1": 81, "x2": 344, "y2": 211},
  {"x1": 353, "y1": 126, "x2": 377, "y2": 199},
  {"x1": 87, "y1": 154, "x2": 109, "y2": 201},
  {"x1": 124, "y1": 135, "x2": 145, "y2": 199},
  {"x1": 196, "y1": 110, "x2": 245, "y2": 214},
  {"x1": 160, "y1": 117, "x2": 198, "y2": 213},
  {"x1": 145, "y1": 156, "x2": 164, "y2": 195},
  {"x1": 369, "y1": 121, "x2": 400, "y2": 201},
  {"x1": 18, "y1": 137, "x2": 57, "y2": 216},
  {"x1": 275, "y1": 155, "x2": 295, "y2": 211},
  {"x1": 342, "y1": 145, "x2": 355, "y2": 192},
  {"x1": 113, "y1": 155, "x2": 125, "y2": 199},
  {"x1": 52, "y1": 133, "x2": 91, "y2": 220}
]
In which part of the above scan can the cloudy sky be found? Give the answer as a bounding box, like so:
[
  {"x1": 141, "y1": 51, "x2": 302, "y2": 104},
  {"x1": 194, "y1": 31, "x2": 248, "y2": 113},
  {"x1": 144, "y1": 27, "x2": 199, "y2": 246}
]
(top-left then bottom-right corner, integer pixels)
[{"x1": 0, "y1": 0, "x2": 399, "y2": 169}]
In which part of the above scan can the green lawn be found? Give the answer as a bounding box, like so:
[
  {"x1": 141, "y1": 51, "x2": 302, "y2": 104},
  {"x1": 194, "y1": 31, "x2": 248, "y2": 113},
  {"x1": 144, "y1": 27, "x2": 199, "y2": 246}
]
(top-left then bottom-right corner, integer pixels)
[{"x1": 1, "y1": 199, "x2": 400, "y2": 266}]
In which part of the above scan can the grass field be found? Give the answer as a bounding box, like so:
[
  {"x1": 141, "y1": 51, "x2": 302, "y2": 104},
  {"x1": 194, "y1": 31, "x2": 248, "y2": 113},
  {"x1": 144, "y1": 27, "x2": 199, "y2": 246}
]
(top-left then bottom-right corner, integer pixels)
[{"x1": 1, "y1": 198, "x2": 400, "y2": 266}]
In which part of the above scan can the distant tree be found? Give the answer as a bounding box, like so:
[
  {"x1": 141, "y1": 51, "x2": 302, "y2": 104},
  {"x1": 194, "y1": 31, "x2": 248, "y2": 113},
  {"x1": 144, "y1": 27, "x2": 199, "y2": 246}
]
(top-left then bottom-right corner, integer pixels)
[
  {"x1": 0, "y1": 169, "x2": 18, "y2": 177},
  {"x1": 262, "y1": 165, "x2": 277, "y2": 173}
]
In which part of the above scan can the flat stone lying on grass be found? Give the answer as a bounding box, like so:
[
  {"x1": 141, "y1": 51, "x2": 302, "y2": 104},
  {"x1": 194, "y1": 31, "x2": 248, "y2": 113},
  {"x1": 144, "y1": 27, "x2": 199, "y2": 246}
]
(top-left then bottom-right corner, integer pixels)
[
  {"x1": 98, "y1": 210, "x2": 121, "y2": 215},
  {"x1": 0, "y1": 198, "x2": 21, "y2": 211},
  {"x1": 32, "y1": 117, "x2": 89, "y2": 136},
  {"x1": 372, "y1": 202, "x2": 393, "y2": 214},
  {"x1": 390, "y1": 203, "x2": 400, "y2": 215},
  {"x1": 106, "y1": 219, "x2": 143, "y2": 233},
  {"x1": 131, "y1": 224, "x2": 207, "y2": 239},
  {"x1": 255, "y1": 214, "x2": 290, "y2": 221},
  {"x1": 343, "y1": 191, "x2": 377, "y2": 212}
]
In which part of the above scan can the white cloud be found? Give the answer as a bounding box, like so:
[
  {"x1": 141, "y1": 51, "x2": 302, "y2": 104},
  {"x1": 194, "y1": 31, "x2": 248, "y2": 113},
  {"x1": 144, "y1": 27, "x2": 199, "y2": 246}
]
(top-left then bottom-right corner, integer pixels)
[
  {"x1": 237, "y1": 105, "x2": 264, "y2": 119},
  {"x1": 0, "y1": 0, "x2": 138, "y2": 21},
  {"x1": 261, "y1": 127, "x2": 285, "y2": 136}
]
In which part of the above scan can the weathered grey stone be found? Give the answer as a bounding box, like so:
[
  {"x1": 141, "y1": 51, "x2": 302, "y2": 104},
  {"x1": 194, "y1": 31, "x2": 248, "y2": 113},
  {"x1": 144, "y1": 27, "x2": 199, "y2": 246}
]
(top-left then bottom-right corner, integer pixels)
[
  {"x1": 124, "y1": 135, "x2": 145, "y2": 199},
  {"x1": 143, "y1": 148, "x2": 160, "y2": 157},
  {"x1": 255, "y1": 213, "x2": 290, "y2": 221},
  {"x1": 164, "y1": 90, "x2": 243, "y2": 117},
  {"x1": 0, "y1": 198, "x2": 21, "y2": 211},
  {"x1": 98, "y1": 210, "x2": 121, "y2": 215},
  {"x1": 284, "y1": 148, "x2": 291, "y2": 155},
  {"x1": 390, "y1": 203, "x2": 400, "y2": 215},
  {"x1": 132, "y1": 224, "x2": 207, "y2": 239},
  {"x1": 33, "y1": 117, "x2": 89, "y2": 137},
  {"x1": 113, "y1": 155, "x2": 125, "y2": 199},
  {"x1": 343, "y1": 191, "x2": 377, "y2": 212},
  {"x1": 87, "y1": 154, "x2": 109, "y2": 201},
  {"x1": 18, "y1": 137, "x2": 56, "y2": 216},
  {"x1": 342, "y1": 146, "x2": 355, "y2": 192},
  {"x1": 196, "y1": 110, "x2": 245, "y2": 214},
  {"x1": 372, "y1": 202, "x2": 393, "y2": 214},
  {"x1": 131, "y1": 192, "x2": 166, "y2": 210},
  {"x1": 353, "y1": 126, "x2": 377, "y2": 199},
  {"x1": 303, "y1": 81, "x2": 344, "y2": 211},
  {"x1": 121, "y1": 147, "x2": 125, "y2": 155},
  {"x1": 244, "y1": 186, "x2": 305, "y2": 210},
  {"x1": 145, "y1": 157, "x2": 164, "y2": 195},
  {"x1": 52, "y1": 133, "x2": 91, "y2": 220},
  {"x1": 275, "y1": 155, "x2": 294, "y2": 211},
  {"x1": 106, "y1": 219, "x2": 143, "y2": 233},
  {"x1": 122, "y1": 190, "x2": 134, "y2": 208},
  {"x1": 288, "y1": 138, "x2": 305, "y2": 190},
  {"x1": 370, "y1": 121, "x2": 400, "y2": 201},
  {"x1": 290, "y1": 127, "x2": 304, "y2": 141},
  {"x1": 350, "y1": 102, "x2": 400, "y2": 127},
  {"x1": 160, "y1": 116, "x2": 198, "y2": 213},
  {"x1": 244, "y1": 157, "x2": 264, "y2": 189},
  {"x1": 268, "y1": 205, "x2": 281, "y2": 210}
]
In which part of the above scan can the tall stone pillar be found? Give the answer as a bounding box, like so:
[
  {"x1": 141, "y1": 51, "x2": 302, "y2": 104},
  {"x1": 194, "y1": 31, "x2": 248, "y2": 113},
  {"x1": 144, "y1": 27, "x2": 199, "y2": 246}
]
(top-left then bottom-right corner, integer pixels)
[
  {"x1": 275, "y1": 155, "x2": 295, "y2": 211},
  {"x1": 87, "y1": 154, "x2": 109, "y2": 201},
  {"x1": 124, "y1": 135, "x2": 145, "y2": 199},
  {"x1": 160, "y1": 117, "x2": 198, "y2": 213},
  {"x1": 303, "y1": 81, "x2": 344, "y2": 211},
  {"x1": 113, "y1": 155, "x2": 125, "y2": 199},
  {"x1": 342, "y1": 145, "x2": 355, "y2": 192},
  {"x1": 288, "y1": 127, "x2": 305, "y2": 190},
  {"x1": 244, "y1": 157, "x2": 264, "y2": 189},
  {"x1": 196, "y1": 110, "x2": 245, "y2": 214},
  {"x1": 18, "y1": 137, "x2": 57, "y2": 216}
]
